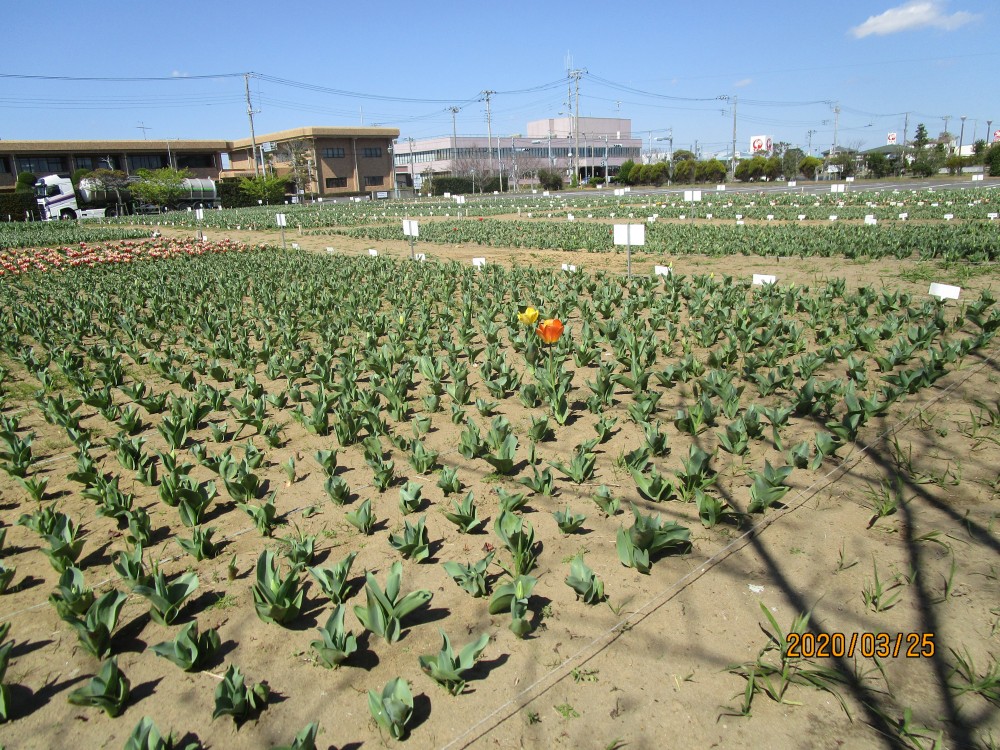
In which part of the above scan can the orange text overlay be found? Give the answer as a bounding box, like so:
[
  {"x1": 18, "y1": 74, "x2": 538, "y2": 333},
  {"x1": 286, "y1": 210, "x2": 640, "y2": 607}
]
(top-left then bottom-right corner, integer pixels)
[{"x1": 785, "y1": 632, "x2": 935, "y2": 659}]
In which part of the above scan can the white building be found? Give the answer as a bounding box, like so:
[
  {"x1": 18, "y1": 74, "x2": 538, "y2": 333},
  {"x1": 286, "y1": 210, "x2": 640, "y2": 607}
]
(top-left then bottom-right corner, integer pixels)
[{"x1": 393, "y1": 117, "x2": 641, "y2": 189}]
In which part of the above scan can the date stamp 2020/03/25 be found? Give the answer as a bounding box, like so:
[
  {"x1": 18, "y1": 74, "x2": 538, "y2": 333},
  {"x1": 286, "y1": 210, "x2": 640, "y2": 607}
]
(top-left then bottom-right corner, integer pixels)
[{"x1": 785, "y1": 632, "x2": 935, "y2": 659}]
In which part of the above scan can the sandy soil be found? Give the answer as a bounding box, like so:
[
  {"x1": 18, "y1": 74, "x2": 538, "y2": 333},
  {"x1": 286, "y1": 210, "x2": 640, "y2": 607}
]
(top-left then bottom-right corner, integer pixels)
[{"x1": 0, "y1": 224, "x2": 997, "y2": 750}]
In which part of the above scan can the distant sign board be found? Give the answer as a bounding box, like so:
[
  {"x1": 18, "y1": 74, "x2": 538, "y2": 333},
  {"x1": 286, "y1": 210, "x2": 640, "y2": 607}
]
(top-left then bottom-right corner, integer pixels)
[
  {"x1": 887, "y1": 132, "x2": 897, "y2": 145},
  {"x1": 750, "y1": 135, "x2": 773, "y2": 153}
]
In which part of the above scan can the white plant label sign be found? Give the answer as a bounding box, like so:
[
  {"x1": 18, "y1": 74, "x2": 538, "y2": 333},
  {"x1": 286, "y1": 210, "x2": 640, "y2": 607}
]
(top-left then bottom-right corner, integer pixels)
[
  {"x1": 752, "y1": 274, "x2": 777, "y2": 286},
  {"x1": 613, "y1": 224, "x2": 645, "y2": 246},
  {"x1": 928, "y1": 282, "x2": 960, "y2": 300}
]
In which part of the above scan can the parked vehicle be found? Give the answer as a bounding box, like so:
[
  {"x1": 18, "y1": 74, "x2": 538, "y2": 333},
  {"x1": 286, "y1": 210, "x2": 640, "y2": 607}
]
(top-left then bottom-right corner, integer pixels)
[{"x1": 34, "y1": 174, "x2": 217, "y2": 220}]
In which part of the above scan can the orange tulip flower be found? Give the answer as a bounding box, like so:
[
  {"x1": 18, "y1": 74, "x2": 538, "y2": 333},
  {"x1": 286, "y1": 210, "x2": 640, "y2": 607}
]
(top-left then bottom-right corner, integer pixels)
[{"x1": 535, "y1": 318, "x2": 564, "y2": 345}]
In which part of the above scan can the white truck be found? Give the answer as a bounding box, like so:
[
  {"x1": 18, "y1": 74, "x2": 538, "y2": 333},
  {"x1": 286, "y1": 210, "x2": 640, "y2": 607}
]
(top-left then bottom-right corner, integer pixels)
[{"x1": 34, "y1": 174, "x2": 218, "y2": 220}]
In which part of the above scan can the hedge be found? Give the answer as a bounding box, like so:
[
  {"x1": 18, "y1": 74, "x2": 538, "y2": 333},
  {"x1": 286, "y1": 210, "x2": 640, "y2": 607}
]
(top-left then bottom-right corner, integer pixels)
[{"x1": 0, "y1": 192, "x2": 39, "y2": 221}]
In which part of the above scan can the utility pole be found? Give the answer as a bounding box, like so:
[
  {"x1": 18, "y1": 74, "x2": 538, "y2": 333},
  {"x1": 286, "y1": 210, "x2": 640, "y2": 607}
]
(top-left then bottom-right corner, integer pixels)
[
  {"x1": 569, "y1": 68, "x2": 584, "y2": 186},
  {"x1": 958, "y1": 115, "x2": 967, "y2": 164},
  {"x1": 901, "y1": 112, "x2": 910, "y2": 176},
  {"x1": 988, "y1": 120, "x2": 994, "y2": 149},
  {"x1": 831, "y1": 103, "x2": 841, "y2": 157},
  {"x1": 136, "y1": 122, "x2": 150, "y2": 139},
  {"x1": 448, "y1": 106, "x2": 460, "y2": 160},
  {"x1": 668, "y1": 128, "x2": 673, "y2": 184},
  {"x1": 943, "y1": 115, "x2": 951, "y2": 142},
  {"x1": 717, "y1": 95, "x2": 737, "y2": 179},
  {"x1": 245, "y1": 73, "x2": 260, "y2": 177},
  {"x1": 731, "y1": 95, "x2": 738, "y2": 181},
  {"x1": 482, "y1": 91, "x2": 496, "y2": 181},
  {"x1": 807, "y1": 129, "x2": 817, "y2": 155}
]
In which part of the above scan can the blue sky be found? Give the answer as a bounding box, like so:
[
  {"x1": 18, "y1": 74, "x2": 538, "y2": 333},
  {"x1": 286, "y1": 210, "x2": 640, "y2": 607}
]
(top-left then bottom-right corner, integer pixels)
[{"x1": 3, "y1": 0, "x2": 996, "y2": 156}]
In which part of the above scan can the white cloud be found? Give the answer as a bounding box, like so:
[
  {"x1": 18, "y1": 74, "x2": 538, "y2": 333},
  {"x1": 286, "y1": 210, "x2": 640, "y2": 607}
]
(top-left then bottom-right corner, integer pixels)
[
  {"x1": 734, "y1": 78, "x2": 752, "y2": 88},
  {"x1": 851, "y1": 1, "x2": 977, "y2": 38},
  {"x1": 171, "y1": 70, "x2": 190, "y2": 78}
]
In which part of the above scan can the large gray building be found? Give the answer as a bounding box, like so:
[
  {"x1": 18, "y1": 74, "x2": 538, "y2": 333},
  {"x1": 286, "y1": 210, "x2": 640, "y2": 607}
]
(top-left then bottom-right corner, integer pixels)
[{"x1": 393, "y1": 117, "x2": 641, "y2": 190}]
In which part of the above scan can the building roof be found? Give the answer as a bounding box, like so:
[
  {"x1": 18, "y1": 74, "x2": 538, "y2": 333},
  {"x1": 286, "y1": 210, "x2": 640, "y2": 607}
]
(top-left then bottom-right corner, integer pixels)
[
  {"x1": 0, "y1": 139, "x2": 228, "y2": 152},
  {"x1": 860, "y1": 145, "x2": 904, "y2": 156},
  {"x1": 230, "y1": 126, "x2": 399, "y2": 149}
]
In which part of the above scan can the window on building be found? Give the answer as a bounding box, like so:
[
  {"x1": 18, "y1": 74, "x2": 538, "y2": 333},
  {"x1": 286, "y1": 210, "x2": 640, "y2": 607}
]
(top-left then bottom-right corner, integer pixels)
[
  {"x1": 325, "y1": 177, "x2": 348, "y2": 188},
  {"x1": 363, "y1": 175, "x2": 384, "y2": 186},
  {"x1": 74, "y1": 156, "x2": 94, "y2": 172},
  {"x1": 128, "y1": 154, "x2": 169, "y2": 171},
  {"x1": 0, "y1": 157, "x2": 10, "y2": 173},
  {"x1": 362, "y1": 147, "x2": 382, "y2": 158},
  {"x1": 323, "y1": 147, "x2": 345, "y2": 159},
  {"x1": 177, "y1": 154, "x2": 214, "y2": 169},
  {"x1": 16, "y1": 156, "x2": 67, "y2": 174}
]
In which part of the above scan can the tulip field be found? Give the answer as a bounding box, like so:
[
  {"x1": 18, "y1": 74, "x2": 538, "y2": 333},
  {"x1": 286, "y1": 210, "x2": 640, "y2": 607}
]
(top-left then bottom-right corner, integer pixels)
[{"x1": 0, "y1": 185, "x2": 999, "y2": 749}]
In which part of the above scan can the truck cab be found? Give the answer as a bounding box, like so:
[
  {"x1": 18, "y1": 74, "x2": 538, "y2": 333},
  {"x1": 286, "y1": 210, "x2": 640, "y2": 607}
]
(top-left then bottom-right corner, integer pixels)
[{"x1": 34, "y1": 175, "x2": 107, "y2": 220}]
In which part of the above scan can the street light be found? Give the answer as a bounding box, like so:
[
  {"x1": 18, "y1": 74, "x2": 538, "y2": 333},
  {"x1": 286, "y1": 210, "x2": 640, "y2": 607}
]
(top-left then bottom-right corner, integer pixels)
[
  {"x1": 531, "y1": 136, "x2": 554, "y2": 168},
  {"x1": 654, "y1": 131, "x2": 674, "y2": 184}
]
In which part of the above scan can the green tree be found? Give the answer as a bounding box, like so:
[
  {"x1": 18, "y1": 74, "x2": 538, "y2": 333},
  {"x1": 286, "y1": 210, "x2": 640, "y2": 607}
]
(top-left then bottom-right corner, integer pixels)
[
  {"x1": 277, "y1": 139, "x2": 314, "y2": 200},
  {"x1": 830, "y1": 152, "x2": 855, "y2": 178},
  {"x1": 735, "y1": 156, "x2": 766, "y2": 181},
  {"x1": 911, "y1": 160, "x2": 935, "y2": 178},
  {"x1": 15, "y1": 172, "x2": 37, "y2": 193},
  {"x1": 130, "y1": 167, "x2": 192, "y2": 208},
  {"x1": 239, "y1": 174, "x2": 288, "y2": 205},
  {"x1": 671, "y1": 150, "x2": 696, "y2": 163},
  {"x1": 798, "y1": 156, "x2": 823, "y2": 179},
  {"x1": 672, "y1": 159, "x2": 694, "y2": 183},
  {"x1": 912, "y1": 123, "x2": 929, "y2": 151},
  {"x1": 764, "y1": 156, "x2": 782, "y2": 181},
  {"x1": 988, "y1": 143, "x2": 1000, "y2": 177},
  {"x1": 696, "y1": 159, "x2": 727, "y2": 184},
  {"x1": 866, "y1": 152, "x2": 892, "y2": 178},
  {"x1": 537, "y1": 169, "x2": 563, "y2": 191},
  {"x1": 944, "y1": 155, "x2": 964, "y2": 175},
  {"x1": 616, "y1": 160, "x2": 636, "y2": 185},
  {"x1": 777, "y1": 147, "x2": 805, "y2": 179}
]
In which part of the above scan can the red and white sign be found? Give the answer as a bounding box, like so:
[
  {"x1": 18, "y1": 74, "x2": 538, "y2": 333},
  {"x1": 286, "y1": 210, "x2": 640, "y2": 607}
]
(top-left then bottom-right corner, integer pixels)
[
  {"x1": 994, "y1": 129, "x2": 1000, "y2": 143},
  {"x1": 887, "y1": 132, "x2": 897, "y2": 145},
  {"x1": 750, "y1": 135, "x2": 772, "y2": 154}
]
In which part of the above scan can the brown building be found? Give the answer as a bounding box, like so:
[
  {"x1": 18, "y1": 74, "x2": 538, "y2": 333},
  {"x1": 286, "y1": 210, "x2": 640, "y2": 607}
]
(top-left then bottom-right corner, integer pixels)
[
  {"x1": 225, "y1": 126, "x2": 400, "y2": 198},
  {"x1": 0, "y1": 125, "x2": 400, "y2": 198}
]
